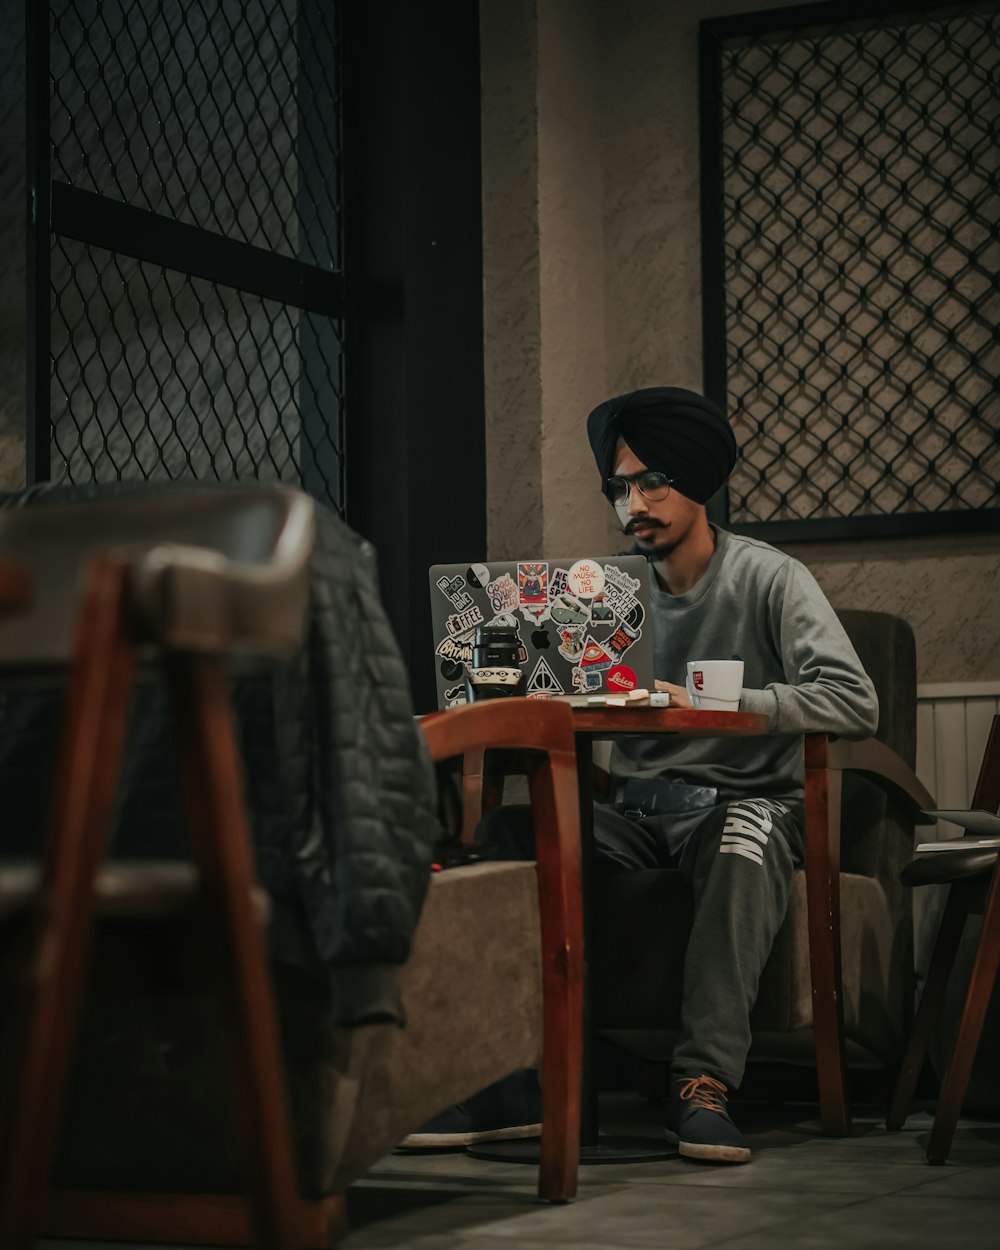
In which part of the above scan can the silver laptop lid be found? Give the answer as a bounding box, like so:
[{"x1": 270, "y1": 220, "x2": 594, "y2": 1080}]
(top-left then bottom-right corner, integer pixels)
[{"x1": 428, "y1": 555, "x2": 655, "y2": 708}]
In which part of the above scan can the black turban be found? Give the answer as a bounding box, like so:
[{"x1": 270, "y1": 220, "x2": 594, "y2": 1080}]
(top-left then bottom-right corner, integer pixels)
[{"x1": 586, "y1": 387, "x2": 737, "y2": 504}]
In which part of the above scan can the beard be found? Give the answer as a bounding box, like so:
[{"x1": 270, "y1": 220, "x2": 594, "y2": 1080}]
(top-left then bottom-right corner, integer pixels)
[{"x1": 623, "y1": 522, "x2": 679, "y2": 561}]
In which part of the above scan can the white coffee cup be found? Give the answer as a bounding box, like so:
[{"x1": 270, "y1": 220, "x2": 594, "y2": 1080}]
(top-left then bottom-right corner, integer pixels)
[{"x1": 686, "y1": 659, "x2": 744, "y2": 711}]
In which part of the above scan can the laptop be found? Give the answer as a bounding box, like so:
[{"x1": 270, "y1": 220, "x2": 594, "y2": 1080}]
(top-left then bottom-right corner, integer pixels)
[{"x1": 428, "y1": 555, "x2": 655, "y2": 708}]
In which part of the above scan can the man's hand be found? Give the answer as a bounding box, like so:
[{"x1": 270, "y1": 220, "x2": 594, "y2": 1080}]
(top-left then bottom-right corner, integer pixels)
[{"x1": 654, "y1": 679, "x2": 691, "y2": 709}]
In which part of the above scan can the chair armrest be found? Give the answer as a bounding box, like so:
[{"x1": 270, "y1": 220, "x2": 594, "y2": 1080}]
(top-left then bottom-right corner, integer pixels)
[{"x1": 805, "y1": 734, "x2": 936, "y2": 822}]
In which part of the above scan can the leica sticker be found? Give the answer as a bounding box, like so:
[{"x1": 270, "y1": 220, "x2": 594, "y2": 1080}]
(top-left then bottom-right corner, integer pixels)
[
  {"x1": 527, "y1": 656, "x2": 564, "y2": 698},
  {"x1": 567, "y1": 558, "x2": 605, "y2": 598},
  {"x1": 607, "y1": 664, "x2": 638, "y2": 692}
]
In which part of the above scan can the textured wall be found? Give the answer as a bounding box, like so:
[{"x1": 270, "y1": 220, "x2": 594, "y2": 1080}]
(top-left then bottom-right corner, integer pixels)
[{"x1": 480, "y1": 0, "x2": 999, "y2": 682}]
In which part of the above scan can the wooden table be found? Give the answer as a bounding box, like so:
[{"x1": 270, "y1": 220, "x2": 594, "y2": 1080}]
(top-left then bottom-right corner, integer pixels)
[{"x1": 470, "y1": 700, "x2": 771, "y2": 1165}]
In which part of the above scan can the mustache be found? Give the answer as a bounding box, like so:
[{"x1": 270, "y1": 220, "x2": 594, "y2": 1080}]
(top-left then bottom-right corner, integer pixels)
[{"x1": 623, "y1": 518, "x2": 666, "y2": 536}]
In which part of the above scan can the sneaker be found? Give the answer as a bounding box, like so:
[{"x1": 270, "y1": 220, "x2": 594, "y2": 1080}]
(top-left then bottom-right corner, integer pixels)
[
  {"x1": 398, "y1": 1070, "x2": 542, "y2": 1149},
  {"x1": 665, "y1": 1074, "x2": 751, "y2": 1163}
]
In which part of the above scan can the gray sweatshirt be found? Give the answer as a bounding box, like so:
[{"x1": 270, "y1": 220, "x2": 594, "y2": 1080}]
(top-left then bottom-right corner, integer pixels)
[{"x1": 610, "y1": 527, "x2": 879, "y2": 802}]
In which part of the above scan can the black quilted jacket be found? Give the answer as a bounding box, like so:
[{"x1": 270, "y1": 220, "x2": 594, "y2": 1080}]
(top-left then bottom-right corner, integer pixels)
[{"x1": 0, "y1": 484, "x2": 440, "y2": 1024}]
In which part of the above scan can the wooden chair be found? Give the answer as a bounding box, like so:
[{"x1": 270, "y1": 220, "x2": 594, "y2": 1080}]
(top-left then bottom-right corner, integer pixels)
[
  {"x1": 0, "y1": 491, "x2": 583, "y2": 1246},
  {"x1": 887, "y1": 714, "x2": 1000, "y2": 1163},
  {"x1": 0, "y1": 488, "x2": 314, "y2": 1250}
]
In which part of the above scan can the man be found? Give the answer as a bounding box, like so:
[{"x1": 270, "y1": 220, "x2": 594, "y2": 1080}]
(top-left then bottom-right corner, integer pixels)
[{"x1": 408, "y1": 386, "x2": 878, "y2": 1163}]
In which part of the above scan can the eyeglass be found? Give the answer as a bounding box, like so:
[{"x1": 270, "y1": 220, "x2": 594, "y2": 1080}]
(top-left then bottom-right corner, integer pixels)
[{"x1": 606, "y1": 470, "x2": 675, "y2": 506}]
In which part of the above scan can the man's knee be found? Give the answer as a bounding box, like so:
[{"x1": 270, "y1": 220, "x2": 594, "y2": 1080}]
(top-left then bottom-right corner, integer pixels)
[{"x1": 694, "y1": 798, "x2": 802, "y2": 876}]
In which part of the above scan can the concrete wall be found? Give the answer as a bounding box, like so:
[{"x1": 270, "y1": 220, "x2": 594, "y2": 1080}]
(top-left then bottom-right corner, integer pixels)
[{"x1": 479, "y1": 0, "x2": 999, "y2": 682}]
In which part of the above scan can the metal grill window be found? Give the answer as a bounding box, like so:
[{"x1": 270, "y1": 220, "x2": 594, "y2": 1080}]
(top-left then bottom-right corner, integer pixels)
[
  {"x1": 23, "y1": 0, "x2": 345, "y2": 513},
  {"x1": 0, "y1": 5, "x2": 26, "y2": 491},
  {"x1": 702, "y1": 3, "x2": 1000, "y2": 539}
]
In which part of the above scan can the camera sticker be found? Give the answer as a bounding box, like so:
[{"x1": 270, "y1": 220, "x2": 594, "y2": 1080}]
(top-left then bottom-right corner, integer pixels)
[
  {"x1": 467, "y1": 563, "x2": 490, "y2": 589},
  {"x1": 567, "y1": 558, "x2": 605, "y2": 598},
  {"x1": 558, "y1": 625, "x2": 585, "y2": 662},
  {"x1": 571, "y1": 665, "x2": 604, "y2": 692},
  {"x1": 445, "y1": 604, "x2": 485, "y2": 637},
  {"x1": 607, "y1": 664, "x2": 638, "y2": 693},
  {"x1": 486, "y1": 571, "x2": 518, "y2": 614},
  {"x1": 436, "y1": 574, "x2": 474, "y2": 612},
  {"x1": 527, "y1": 656, "x2": 564, "y2": 697}
]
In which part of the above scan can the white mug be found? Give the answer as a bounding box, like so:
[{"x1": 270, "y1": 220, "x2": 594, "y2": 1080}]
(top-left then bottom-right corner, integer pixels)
[{"x1": 686, "y1": 659, "x2": 744, "y2": 710}]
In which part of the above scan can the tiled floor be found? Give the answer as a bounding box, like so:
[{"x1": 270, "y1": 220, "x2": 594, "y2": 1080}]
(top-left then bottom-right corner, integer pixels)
[{"x1": 40, "y1": 1097, "x2": 1000, "y2": 1249}]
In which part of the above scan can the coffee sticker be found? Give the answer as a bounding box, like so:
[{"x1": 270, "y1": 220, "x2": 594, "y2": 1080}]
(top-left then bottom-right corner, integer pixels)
[
  {"x1": 567, "y1": 558, "x2": 605, "y2": 598},
  {"x1": 445, "y1": 604, "x2": 485, "y2": 637}
]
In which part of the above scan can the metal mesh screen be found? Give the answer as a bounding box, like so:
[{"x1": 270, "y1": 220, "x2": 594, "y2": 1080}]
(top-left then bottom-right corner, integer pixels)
[
  {"x1": 709, "y1": 5, "x2": 999, "y2": 534},
  {"x1": 41, "y1": 0, "x2": 345, "y2": 511},
  {"x1": 0, "y1": 2, "x2": 26, "y2": 491}
]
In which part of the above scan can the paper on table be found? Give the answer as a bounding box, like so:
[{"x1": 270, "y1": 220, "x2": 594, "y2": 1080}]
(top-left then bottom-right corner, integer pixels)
[{"x1": 921, "y1": 809, "x2": 1000, "y2": 837}]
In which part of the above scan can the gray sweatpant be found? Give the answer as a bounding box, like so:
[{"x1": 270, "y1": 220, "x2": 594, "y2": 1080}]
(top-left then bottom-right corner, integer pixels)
[{"x1": 478, "y1": 794, "x2": 804, "y2": 1091}]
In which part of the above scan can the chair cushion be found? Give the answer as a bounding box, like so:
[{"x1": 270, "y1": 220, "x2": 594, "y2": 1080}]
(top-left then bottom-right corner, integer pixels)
[{"x1": 0, "y1": 861, "x2": 543, "y2": 1199}]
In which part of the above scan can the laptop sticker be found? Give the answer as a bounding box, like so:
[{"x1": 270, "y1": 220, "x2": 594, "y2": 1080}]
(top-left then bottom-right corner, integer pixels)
[
  {"x1": 445, "y1": 604, "x2": 484, "y2": 636},
  {"x1": 518, "y1": 562, "x2": 549, "y2": 623},
  {"x1": 558, "y1": 626, "x2": 585, "y2": 662},
  {"x1": 436, "y1": 574, "x2": 475, "y2": 611},
  {"x1": 527, "y1": 656, "x2": 564, "y2": 697},
  {"x1": 590, "y1": 593, "x2": 615, "y2": 623},
  {"x1": 549, "y1": 567, "x2": 570, "y2": 598},
  {"x1": 607, "y1": 664, "x2": 638, "y2": 692},
  {"x1": 467, "y1": 563, "x2": 490, "y2": 588},
  {"x1": 571, "y1": 665, "x2": 603, "y2": 692},
  {"x1": 568, "y1": 559, "x2": 604, "y2": 598},
  {"x1": 486, "y1": 571, "x2": 518, "y2": 614},
  {"x1": 550, "y1": 592, "x2": 589, "y2": 626},
  {"x1": 580, "y1": 637, "x2": 614, "y2": 671}
]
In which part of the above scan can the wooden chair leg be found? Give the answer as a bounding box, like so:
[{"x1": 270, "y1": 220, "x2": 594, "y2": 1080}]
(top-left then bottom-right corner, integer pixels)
[
  {"x1": 529, "y1": 752, "x2": 583, "y2": 1201},
  {"x1": 0, "y1": 559, "x2": 135, "y2": 1250},
  {"x1": 166, "y1": 652, "x2": 301, "y2": 1249},
  {"x1": 887, "y1": 888, "x2": 967, "y2": 1131},
  {"x1": 804, "y1": 739, "x2": 850, "y2": 1136},
  {"x1": 927, "y1": 866, "x2": 1000, "y2": 1164}
]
